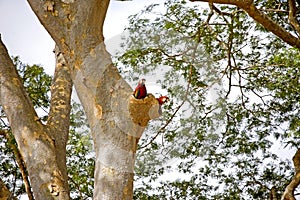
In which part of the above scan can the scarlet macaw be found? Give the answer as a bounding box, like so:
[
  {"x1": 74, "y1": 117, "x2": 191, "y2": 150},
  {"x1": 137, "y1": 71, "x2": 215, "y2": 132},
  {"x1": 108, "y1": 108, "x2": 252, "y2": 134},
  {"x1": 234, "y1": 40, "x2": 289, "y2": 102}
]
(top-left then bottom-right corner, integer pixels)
[
  {"x1": 156, "y1": 95, "x2": 169, "y2": 115},
  {"x1": 156, "y1": 96, "x2": 169, "y2": 105},
  {"x1": 133, "y1": 78, "x2": 147, "y2": 99}
]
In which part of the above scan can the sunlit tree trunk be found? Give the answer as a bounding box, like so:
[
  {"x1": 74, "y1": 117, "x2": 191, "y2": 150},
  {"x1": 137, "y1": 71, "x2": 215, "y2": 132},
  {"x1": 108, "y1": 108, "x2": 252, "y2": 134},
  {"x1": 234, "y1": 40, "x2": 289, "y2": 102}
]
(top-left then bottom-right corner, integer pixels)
[
  {"x1": 25, "y1": 0, "x2": 161, "y2": 199},
  {"x1": 281, "y1": 149, "x2": 300, "y2": 200},
  {"x1": 0, "y1": 36, "x2": 72, "y2": 199}
]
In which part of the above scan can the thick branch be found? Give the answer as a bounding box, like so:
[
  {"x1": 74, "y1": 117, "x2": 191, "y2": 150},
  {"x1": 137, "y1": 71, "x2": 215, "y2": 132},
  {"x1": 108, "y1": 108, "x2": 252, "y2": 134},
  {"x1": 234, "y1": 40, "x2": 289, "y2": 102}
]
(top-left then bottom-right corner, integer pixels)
[
  {"x1": 270, "y1": 187, "x2": 278, "y2": 200},
  {"x1": 1, "y1": 36, "x2": 70, "y2": 200},
  {"x1": 191, "y1": 0, "x2": 253, "y2": 4},
  {"x1": 27, "y1": 0, "x2": 110, "y2": 57},
  {"x1": 47, "y1": 46, "x2": 72, "y2": 138},
  {"x1": 288, "y1": 0, "x2": 300, "y2": 35},
  {"x1": 190, "y1": 0, "x2": 300, "y2": 48},
  {"x1": 0, "y1": 36, "x2": 40, "y2": 131},
  {"x1": 42, "y1": 46, "x2": 73, "y2": 200},
  {"x1": 282, "y1": 148, "x2": 300, "y2": 200},
  {"x1": 26, "y1": 0, "x2": 67, "y2": 43}
]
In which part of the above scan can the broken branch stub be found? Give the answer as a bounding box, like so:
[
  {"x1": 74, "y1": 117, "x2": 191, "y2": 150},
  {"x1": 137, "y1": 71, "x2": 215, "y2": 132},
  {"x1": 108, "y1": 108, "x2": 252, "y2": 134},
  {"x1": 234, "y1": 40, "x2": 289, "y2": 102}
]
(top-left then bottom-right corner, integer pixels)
[{"x1": 129, "y1": 94, "x2": 161, "y2": 127}]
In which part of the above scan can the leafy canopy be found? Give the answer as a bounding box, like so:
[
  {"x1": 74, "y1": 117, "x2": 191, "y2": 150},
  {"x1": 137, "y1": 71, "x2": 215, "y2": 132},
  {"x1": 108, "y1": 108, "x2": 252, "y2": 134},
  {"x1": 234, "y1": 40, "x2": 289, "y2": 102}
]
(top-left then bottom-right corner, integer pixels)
[{"x1": 116, "y1": 0, "x2": 299, "y2": 199}]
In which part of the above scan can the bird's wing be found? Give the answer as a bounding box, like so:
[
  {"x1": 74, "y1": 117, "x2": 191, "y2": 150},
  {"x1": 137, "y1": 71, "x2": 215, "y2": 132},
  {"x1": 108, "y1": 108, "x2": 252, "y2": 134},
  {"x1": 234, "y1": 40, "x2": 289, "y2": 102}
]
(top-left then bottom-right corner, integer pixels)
[{"x1": 134, "y1": 87, "x2": 140, "y2": 98}]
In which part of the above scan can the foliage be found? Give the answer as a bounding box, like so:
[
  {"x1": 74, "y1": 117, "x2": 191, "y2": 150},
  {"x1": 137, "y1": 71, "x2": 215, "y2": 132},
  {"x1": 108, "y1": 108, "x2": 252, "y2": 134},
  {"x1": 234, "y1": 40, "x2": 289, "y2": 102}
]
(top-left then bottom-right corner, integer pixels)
[
  {"x1": 254, "y1": 0, "x2": 298, "y2": 33},
  {"x1": 67, "y1": 101, "x2": 94, "y2": 200},
  {"x1": 116, "y1": 0, "x2": 299, "y2": 199},
  {"x1": 0, "y1": 131, "x2": 25, "y2": 197},
  {"x1": 1, "y1": 0, "x2": 300, "y2": 199},
  {"x1": 12, "y1": 56, "x2": 52, "y2": 110}
]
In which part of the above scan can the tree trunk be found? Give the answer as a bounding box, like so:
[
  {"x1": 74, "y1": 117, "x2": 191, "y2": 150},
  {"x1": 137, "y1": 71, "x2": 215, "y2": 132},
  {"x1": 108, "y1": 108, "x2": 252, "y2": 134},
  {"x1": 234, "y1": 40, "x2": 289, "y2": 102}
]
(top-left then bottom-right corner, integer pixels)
[
  {"x1": 26, "y1": 0, "x2": 161, "y2": 199},
  {"x1": 0, "y1": 35, "x2": 72, "y2": 199}
]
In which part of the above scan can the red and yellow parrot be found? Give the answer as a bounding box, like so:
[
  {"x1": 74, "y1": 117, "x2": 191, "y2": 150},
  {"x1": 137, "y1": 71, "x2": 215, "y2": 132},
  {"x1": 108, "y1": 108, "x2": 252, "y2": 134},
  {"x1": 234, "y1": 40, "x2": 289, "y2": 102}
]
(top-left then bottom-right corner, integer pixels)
[
  {"x1": 156, "y1": 96, "x2": 169, "y2": 105},
  {"x1": 156, "y1": 95, "x2": 169, "y2": 115},
  {"x1": 133, "y1": 78, "x2": 147, "y2": 99}
]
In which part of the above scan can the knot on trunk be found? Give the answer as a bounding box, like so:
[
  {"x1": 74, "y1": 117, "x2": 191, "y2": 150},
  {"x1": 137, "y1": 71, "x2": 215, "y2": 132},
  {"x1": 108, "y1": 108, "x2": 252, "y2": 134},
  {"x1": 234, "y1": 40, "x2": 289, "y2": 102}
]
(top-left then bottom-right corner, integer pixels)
[
  {"x1": 129, "y1": 94, "x2": 161, "y2": 127},
  {"x1": 48, "y1": 184, "x2": 59, "y2": 196}
]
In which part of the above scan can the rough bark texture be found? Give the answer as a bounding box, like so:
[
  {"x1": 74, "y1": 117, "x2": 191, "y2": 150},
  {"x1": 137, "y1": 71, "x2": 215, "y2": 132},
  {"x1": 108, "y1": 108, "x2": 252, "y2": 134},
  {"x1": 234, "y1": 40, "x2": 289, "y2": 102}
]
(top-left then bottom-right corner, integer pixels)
[
  {"x1": 0, "y1": 34, "x2": 72, "y2": 199},
  {"x1": 25, "y1": 0, "x2": 161, "y2": 199}
]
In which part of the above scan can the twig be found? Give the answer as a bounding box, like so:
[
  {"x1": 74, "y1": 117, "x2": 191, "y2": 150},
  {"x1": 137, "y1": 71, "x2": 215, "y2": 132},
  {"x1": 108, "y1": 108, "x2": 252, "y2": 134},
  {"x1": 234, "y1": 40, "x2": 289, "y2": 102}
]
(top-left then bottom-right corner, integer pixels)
[{"x1": 139, "y1": 38, "x2": 200, "y2": 150}]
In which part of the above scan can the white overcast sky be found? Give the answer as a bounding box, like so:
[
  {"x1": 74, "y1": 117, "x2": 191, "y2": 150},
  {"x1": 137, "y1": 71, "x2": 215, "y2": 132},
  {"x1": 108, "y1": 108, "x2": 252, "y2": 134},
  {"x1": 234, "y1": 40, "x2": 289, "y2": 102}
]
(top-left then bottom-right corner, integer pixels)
[{"x1": 0, "y1": 0, "x2": 163, "y2": 75}]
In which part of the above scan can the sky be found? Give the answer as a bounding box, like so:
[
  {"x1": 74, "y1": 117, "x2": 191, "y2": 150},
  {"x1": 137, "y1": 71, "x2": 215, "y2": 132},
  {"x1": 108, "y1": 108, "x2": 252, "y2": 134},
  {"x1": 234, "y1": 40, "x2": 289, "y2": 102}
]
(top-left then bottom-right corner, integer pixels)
[{"x1": 0, "y1": 0, "x2": 163, "y2": 75}]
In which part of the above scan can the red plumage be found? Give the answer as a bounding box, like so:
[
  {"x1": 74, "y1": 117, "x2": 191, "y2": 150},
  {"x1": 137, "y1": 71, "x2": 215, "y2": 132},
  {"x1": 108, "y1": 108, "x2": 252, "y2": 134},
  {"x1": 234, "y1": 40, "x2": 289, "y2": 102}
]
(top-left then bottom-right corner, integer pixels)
[
  {"x1": 133, "y1": 79, "x2": 147, "y2": 99},
  {"x1": 156, "y1": 96, "x2": 169, "y2": 105}
]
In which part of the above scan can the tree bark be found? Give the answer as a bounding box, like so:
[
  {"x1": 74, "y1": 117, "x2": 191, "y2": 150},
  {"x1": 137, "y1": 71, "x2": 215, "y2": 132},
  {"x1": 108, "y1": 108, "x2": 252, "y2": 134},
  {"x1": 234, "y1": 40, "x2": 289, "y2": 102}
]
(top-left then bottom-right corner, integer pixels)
[
  {"x1": 26, "y1": 0, "x2": 161, "y2": 199},
  {"x1": 281, "y1": 148, "x2": 300, "y2": 200},
  {"x1": 0, "y1": 34, "x2": 72, "y2": 199}
]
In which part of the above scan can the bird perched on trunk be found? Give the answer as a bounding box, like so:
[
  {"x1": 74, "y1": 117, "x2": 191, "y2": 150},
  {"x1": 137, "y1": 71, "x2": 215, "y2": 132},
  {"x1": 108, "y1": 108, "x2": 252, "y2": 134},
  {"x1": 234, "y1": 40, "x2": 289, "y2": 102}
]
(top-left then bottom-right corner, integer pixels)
[
  {"x1": 133, "y1": 78, "x2": 147, "y2": 99},
  {"x1": 156, "y1": 96, "x2": 169, "y2": 105}
]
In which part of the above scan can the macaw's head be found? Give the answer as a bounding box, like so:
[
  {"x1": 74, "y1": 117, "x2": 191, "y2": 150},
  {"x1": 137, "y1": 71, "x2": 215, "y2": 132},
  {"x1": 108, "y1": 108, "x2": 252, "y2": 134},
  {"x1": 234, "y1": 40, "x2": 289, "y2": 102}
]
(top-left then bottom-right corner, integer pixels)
[
  {"x1": 157, "y1": 96, "x2": 169, "y2": 105},
  {"x1": 139, "y1": 78, "x2": 146, "y2": 85}
]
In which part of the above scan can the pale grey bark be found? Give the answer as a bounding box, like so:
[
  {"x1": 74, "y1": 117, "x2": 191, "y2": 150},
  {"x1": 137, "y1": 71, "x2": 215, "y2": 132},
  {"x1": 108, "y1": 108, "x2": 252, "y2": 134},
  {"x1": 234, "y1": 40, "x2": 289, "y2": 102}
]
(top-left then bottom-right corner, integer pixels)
[
  {"x1": 0, "y1": 36, "x2": 72, "y2": 199},
  {"x1": 25, "y1": 0, "x2": 161, "y2": 199}
]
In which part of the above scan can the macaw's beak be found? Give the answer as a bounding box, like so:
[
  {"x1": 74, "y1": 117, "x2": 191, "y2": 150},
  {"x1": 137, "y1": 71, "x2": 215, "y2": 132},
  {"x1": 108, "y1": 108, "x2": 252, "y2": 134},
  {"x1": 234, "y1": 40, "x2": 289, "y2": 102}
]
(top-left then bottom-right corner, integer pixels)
[{"x1": 159, "y1": 96, "x2": 169, "y2": 104}]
